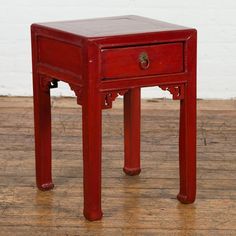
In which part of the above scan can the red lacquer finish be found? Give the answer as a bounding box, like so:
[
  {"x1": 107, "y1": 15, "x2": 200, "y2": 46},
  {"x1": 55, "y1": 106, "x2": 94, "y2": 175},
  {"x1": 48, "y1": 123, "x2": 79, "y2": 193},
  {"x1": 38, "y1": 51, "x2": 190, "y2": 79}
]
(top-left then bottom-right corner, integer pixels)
[
  {"x1": 31, "y1": 15, "x2": 197, "y2": 221},
  {"x1": 101, "y1": 42, "x2": 184, "y2": 79},
  {"x1": 123, "y1": 88, "x2": 141, "y2": 175}
]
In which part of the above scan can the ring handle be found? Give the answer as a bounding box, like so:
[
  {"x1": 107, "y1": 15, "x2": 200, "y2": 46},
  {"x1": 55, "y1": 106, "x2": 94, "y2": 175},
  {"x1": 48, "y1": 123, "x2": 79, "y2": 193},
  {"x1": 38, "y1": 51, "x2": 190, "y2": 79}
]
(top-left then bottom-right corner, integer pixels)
[{"x1": 139, "y1": 52, "x2": 150, "y2": 70}]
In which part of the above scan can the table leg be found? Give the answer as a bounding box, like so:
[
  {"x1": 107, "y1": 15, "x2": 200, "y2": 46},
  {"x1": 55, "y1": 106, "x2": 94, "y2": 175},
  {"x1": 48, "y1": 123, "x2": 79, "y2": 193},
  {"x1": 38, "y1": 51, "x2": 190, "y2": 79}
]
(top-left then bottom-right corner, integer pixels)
[
  {"x1": 123, "y1": 88, "x2": 141, "y2": 176},
  {"x1": 33, "y1": 74, "x2": 54, "y2": 191},
  {"x1": 82, "y1": 89, "x2": 103, "y2": 221},
  {"x1": 177, "y1": 84, "x2": 196, "y2": 203}
]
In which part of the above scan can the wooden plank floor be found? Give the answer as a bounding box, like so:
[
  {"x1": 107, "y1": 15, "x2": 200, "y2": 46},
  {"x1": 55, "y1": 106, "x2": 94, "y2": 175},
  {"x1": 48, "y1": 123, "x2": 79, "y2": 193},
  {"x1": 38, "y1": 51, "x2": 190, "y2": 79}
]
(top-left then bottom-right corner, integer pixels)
[{"x1": 0, "y1": 96, "x2": 236, "y2": 236}]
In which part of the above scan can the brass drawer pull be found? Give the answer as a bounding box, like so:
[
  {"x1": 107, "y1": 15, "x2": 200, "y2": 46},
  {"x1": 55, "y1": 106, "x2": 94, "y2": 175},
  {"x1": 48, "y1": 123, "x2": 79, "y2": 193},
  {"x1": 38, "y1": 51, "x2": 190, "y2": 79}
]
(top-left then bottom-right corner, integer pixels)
[{"x1": 139, "y1": 52, "x2": 150, "y2": 70}]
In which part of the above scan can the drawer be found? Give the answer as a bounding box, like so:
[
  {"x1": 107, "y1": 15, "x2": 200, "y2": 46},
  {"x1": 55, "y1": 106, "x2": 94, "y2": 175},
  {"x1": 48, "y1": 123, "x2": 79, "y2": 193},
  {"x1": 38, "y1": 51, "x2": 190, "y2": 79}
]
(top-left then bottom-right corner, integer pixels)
[{"x1": 101, "y1": 42, "x2": 184, "y2": 79}]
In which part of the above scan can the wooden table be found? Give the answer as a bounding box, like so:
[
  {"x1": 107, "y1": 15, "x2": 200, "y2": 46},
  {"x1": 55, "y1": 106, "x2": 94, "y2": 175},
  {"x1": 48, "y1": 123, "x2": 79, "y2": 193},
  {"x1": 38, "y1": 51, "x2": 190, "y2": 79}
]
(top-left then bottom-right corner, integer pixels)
[{"x1": 31, "y1": 15, "x2": 197, "y2": 221}]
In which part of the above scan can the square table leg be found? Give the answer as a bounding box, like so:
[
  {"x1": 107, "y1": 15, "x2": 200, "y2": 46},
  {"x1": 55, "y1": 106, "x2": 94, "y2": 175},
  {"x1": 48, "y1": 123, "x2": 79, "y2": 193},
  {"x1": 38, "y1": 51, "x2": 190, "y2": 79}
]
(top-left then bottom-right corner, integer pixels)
[
  {"x1": 33, "y1": 74, "x2": 54, "y2": 191},
  {"x1": 82, "y1": 89, "x2": 103, "y2": 221},
  {"x1": 123, "y1": 88, "x2": 141, "y2": 176},
  {"x1": 177, "y1": 83, "x2": 196, "y2": 203}
]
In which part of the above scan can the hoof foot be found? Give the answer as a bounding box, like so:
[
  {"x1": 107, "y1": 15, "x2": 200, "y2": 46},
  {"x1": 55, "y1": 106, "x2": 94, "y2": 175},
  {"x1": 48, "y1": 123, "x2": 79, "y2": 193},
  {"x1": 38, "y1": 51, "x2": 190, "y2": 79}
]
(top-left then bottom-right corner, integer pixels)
[
  {"x1": 177, "y1": 193, "x2": 195, "y2": 204},
  {"x1": 38, "y1": 182, "x2": 54, "y2": 191},
  {"x1": 84, "y1": 210, "x2": 103, "y2": 221},
  {"x1": 123, "y1": 167, "x2": 141, "y2": 176}
]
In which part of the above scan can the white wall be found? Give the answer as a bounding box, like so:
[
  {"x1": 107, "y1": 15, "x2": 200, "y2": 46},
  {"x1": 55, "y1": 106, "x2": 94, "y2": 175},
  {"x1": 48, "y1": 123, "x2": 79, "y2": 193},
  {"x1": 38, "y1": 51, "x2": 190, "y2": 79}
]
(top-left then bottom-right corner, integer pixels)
[{"x1": 0, "y1": 0, "x2": 235, "y2": 98}]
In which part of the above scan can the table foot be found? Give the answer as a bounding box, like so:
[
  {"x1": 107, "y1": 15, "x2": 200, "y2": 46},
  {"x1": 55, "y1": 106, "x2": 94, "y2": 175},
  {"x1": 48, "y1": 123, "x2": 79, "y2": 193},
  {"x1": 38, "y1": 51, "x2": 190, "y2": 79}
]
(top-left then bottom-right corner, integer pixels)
[
  {"x1": 123, "y1": 167, "x2": 141, "y2": 176},
  {"x1": 38, "y1": 182, "x2": 54, "y2": 191},
  {"x1": 177, "y1": 193, "x2": 195, "y2": 204},
  {"x1": 84, "y1": 210, "x2": 103, "y2": 221}
]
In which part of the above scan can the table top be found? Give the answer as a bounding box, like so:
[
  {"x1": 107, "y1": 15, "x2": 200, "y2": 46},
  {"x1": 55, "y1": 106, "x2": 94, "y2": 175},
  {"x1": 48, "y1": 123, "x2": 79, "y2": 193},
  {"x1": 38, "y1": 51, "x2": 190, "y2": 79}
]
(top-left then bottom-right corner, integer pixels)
[{"x1": 35, "y1": 15, "x2": 189, "y2": 38}]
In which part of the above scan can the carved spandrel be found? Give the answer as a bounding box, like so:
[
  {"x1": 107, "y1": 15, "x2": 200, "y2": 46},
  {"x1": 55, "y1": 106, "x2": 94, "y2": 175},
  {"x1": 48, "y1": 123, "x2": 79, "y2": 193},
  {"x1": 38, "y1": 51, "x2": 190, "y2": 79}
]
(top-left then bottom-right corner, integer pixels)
[
  {"x1": 102, "y1": 90, "x2": 128, "y2": 109},
  {"x1": 40, "y1": 76, "x2": 58, "y2": 92},
  {"x1": 69, "y1": 84, "x2": 83, "y2": 105},
  {"x1": 159, "y1": 84, "x2": 185, "y2": 100},
  {"x1": 69, "y1": 87, "x2": 128, "y2": 108}
]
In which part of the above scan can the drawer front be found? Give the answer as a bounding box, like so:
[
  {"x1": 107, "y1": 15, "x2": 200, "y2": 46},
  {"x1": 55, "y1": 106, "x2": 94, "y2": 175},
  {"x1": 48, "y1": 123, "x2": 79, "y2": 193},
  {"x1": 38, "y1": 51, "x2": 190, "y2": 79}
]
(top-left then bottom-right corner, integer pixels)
[{"x1": 101, "y1": 43, "x2": 184, "y2": 79}]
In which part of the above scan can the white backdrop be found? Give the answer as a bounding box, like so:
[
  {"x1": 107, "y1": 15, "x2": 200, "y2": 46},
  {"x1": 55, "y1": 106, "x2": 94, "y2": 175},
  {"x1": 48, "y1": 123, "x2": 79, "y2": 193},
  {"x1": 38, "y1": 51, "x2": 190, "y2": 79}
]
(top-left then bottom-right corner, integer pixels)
[{"x1": 0, "y1": 0, "x2": 235, "y2": 98}]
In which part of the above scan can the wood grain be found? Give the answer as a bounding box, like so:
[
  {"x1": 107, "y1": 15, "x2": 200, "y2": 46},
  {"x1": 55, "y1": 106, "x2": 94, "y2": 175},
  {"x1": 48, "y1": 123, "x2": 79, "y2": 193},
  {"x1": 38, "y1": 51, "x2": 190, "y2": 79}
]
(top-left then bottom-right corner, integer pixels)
[{"x1": 0, "y1": 97, "x2": 235, "y2": 235}]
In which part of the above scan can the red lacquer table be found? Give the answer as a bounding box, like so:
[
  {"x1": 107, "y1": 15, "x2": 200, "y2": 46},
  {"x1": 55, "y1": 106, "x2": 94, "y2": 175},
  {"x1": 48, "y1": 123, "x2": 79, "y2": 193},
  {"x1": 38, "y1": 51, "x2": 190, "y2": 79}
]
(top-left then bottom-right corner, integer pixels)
[{"x1": 31, "y1": 15, "x2": 197, "y2": 221}]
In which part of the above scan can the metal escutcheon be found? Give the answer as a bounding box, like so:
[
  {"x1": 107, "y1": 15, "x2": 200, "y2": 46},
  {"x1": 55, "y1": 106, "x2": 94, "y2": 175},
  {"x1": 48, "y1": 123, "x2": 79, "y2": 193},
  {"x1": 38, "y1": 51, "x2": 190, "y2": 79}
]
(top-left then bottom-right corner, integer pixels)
[{"x1": 139, "y1": 52, "x2": 150, "y2": 70}]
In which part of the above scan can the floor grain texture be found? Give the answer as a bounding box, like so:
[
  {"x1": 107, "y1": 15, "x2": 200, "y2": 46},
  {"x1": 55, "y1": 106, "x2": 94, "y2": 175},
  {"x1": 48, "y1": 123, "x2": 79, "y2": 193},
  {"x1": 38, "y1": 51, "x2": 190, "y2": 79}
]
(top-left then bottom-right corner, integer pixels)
[{"x1": 0, "y1": 96, "x2": 236, "y2": 236}]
